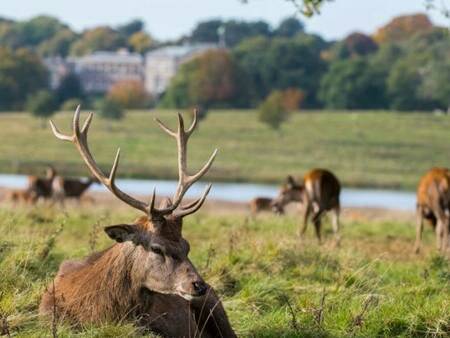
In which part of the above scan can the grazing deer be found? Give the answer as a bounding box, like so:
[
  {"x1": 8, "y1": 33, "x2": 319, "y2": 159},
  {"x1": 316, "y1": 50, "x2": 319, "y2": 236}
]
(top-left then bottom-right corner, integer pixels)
[
  {"x1": 4, "y1": 189, "x2": 38, "y2": 205},
  {"x1": 415, "y1": 167, "x2": 450, "y2": 254},
  {"x1": 249, "y1": 197, "x2": 282, "y2": 216},
  {"x1": 40, "y1": 107, "x2": 236, "y2": 338},
  {"x1": 272, "y1": 169, "x2": 341, "y2": 244},
  {"x1": 27, "y1": 166, "x2": 57, "y2": 201},
  {"x1": 52, "y1": 176, "x2": 99, "y2": 205}
]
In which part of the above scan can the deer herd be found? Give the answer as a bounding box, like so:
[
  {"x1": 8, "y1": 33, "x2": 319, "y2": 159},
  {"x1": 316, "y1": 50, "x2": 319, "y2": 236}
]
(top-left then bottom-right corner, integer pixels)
[{"x1": 1, "y1": 106, "x2": 449, "y2": 337}]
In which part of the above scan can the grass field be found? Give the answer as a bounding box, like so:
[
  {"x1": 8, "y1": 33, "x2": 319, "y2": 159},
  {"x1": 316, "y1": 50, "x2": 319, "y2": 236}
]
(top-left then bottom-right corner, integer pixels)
[
  {"x1": 0, "y1": 205, "x2": 449, "y2": 337},
  {"x1": 1, "y1": 110, "x2": 450, "y2": 189}
]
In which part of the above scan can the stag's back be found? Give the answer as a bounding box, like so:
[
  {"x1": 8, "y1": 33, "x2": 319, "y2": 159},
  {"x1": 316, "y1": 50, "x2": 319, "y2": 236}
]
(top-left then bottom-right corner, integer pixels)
[
  {"x1": 304, "y1": 169, "x2": 340, "y2": 209},
  {"x1": 417, "y1": 167, "x2": 450, "y2": 211}
]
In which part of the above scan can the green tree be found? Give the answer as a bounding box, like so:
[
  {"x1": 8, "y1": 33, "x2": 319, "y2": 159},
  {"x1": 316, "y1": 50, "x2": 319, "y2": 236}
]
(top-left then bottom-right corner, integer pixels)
[
  {"x1": 0, "y1": 47, "x2": 48, "y2": 110},
  {"x1": 319, "y1": 58, "x2": 387, "y2": 109},
  {"x1": 55, "y1": 73, "x2": 84, "y2": 104},
  {"x1": 70, "y1": 27, "x2": 125, "y2": 56},
  {"x1": 38, "y1": 29, "x2": 77, "y2": 57},
  {"x1": 27, "y1": 90, "x2": 58, "y2": 125},
  {"x1": 274, "y1": 17, "x2": 304, "y2": 37},
  {"x1": 128, "y1": 31, "x2": 154, "y2": 54},
  {"x1": 117, "y1": 19, "x2": 144, "y2": 38},
  {"x1": 96, "y1": 98, "x2": 124, "y2": 121},
  {"x1": 258, "y1": 91, "x2": 290, "y2": 130}
]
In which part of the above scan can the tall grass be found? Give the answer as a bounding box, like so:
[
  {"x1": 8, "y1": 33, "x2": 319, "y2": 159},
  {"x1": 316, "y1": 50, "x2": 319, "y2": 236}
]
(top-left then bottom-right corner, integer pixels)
[{"x1": 0, "y1": 205, "x2": 448, "y2": 337}]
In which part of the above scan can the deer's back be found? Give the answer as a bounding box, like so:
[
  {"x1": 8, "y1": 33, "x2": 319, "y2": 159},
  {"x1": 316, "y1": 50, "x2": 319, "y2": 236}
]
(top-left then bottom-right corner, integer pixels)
[
  {"x1": 417, "y1": 167, "x2": 450, "y2": 210},
  {"x1": 304, "y1": 169, "x2": 340, "y2": 208}
]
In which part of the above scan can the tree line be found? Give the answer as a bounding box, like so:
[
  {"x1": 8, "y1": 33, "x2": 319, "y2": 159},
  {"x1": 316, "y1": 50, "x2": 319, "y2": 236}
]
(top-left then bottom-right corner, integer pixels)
[{"x1": 1, "y1": 13, "x2": 450, "y2": 115}]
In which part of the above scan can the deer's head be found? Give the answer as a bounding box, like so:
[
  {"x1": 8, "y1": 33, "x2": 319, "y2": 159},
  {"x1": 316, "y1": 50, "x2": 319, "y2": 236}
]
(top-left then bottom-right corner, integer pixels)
[
  {"x1": 50, "y1": 107, "x2": 216, "y2": 300},
  {"x1": 272, "y1": 175, "x2": 306, "y2": 213}
]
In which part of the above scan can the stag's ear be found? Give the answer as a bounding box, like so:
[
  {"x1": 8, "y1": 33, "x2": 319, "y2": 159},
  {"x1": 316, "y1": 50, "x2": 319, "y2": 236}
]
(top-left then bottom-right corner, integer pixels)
[{"x1": 104, "y1": 224, "x2": 144, "y2": 245}]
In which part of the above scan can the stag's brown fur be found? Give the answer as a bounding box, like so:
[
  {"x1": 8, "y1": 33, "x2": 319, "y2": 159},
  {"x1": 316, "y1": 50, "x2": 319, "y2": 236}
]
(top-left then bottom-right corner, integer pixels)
[
  {"x1": 272, "y1": 168, "x2": 341, "y2": 244},
  {"x1": 415, "y1": 167, "x2": 450, "y2": 253}
]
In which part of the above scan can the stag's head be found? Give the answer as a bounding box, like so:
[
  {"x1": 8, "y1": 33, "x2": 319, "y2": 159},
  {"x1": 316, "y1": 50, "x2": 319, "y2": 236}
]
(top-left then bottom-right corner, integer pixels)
[
  {"x1": 272, "y1": 175, "x2": 306, "y2": 213},
  {"x1": 50, "y1": 107, "x2": 216, "y2": 300}
]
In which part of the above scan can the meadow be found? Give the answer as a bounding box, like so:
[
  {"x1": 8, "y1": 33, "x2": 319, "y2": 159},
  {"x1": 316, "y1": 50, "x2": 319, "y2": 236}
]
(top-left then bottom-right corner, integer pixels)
[
  {"x1": 1, "y1": 110, "x2": 450, "y2": 189},
  {"x1": 0, "y1": 204, "x2": 449, "y2": 337}
]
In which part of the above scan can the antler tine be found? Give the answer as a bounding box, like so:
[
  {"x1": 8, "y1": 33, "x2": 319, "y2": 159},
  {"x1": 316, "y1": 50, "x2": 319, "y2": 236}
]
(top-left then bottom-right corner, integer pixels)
[
  {"x1": 50, "y1": 106, "x2": 150, "y2": 215},
  {"x1": 174, "y1": 184, "x2": 212, "y2": 218},
  {"x1": 186, "y1": 109, "x2": 198, "y2": 136}
]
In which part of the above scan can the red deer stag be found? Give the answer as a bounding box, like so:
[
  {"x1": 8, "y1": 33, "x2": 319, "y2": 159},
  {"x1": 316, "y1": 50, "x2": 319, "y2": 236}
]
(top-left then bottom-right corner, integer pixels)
[
  {"x1": 40, "y1": 107, "x2": 236, "y2": 337},
  {"x1": 4, "y1": 189, "x2": 38, "y2": 205},
  {"x1": 415, "y1": 167, "x2": 450, "y2": 254},
  {"x1": 272, "y1": 169, "x2": 341, "y2": 245}
]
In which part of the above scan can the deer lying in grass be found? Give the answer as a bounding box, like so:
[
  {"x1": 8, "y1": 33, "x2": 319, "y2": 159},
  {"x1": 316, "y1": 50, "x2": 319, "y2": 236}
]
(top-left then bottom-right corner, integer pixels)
[
  {"x1": 40, "y1": 107, "x2": 236, "y2": 337},
  {"x1": 249, "y1": 197, "x2": 283, "y2": 216},
  {"x1": 52, "y1": 176, "x2": 98, "y2": 205},
  {"x1": 415, "y1": 167, "x2": 450, "y2": 254},
  {"x1": 272, "y1": 169, "x2": 341, "y2": 245}
]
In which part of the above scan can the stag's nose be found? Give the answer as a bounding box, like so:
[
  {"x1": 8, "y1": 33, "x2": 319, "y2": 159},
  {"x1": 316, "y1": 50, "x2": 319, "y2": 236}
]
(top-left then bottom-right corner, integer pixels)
[{"x1": 192, "y1": 280, "x2": 208, "y2": 296}]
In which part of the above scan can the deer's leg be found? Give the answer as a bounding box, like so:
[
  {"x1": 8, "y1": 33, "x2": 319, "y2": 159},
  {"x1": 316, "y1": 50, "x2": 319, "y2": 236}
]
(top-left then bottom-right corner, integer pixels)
[
  {"x1": 436, "y1": 218, "x2": 444, "y2": 252},
  {"x1": 299, "y1": 203, "x2": 311, "y2": 238},
  {"x1": 414, "y1": 207, "x2": 425, "y2": 254},
  {"x1": 313, "y1": 212, "x2": 322, "y2": 245},
  {"x1": 442, "y1": 218, "x2": 450, "y2": 254},
  {"x1": 331, "y1": 205, "x2": 341, "y2": 247},
  {"x1": 191, "y1": 285, "x2": 237, "y2": 338}
]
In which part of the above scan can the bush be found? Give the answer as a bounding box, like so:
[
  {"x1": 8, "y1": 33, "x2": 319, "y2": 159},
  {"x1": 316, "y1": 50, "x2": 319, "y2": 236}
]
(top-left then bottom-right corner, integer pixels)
[
  {"x1": 60, "y1": 98, "x2": 82, "y2": 111},
  {"x1": 26, "y1": 90, "x2": 57, "y2": 123},
  {"x1": 258, "y1": 91, "x2": 290, "y2": 130},
  {"x1": 107, "y1": 80, "x2": 150, "y2": 109},
  {"x1": 280, "y1": 88, "x2": 304, "y2": 111},
  {"x1": 95, "y1": 98, "x2": 124, "y2": 121}
]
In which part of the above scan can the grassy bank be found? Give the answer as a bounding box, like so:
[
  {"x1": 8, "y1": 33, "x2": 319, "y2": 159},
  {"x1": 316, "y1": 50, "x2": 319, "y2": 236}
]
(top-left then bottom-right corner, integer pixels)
[
  {"x1": 1, "y1": 110, "x2": 450, "y2": 189},
  {"x1": 0, "y1": 205, "x2": 449, "y2": 337}
]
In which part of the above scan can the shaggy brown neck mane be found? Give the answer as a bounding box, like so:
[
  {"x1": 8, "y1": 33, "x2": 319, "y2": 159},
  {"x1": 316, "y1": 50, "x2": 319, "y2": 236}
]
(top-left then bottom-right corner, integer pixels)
[{"x1": 58, "y1": 243, "x2": 146, "y2": 323}]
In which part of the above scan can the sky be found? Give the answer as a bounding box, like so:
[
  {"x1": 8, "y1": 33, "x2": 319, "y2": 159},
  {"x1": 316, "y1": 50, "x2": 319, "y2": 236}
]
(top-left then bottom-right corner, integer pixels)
[{"x1": 1, "y1": 0, "x2": 449, "y2": 41}]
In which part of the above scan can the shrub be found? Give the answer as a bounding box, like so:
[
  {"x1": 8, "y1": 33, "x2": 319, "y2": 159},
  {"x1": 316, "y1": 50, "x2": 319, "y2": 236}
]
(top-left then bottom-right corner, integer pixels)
[
  {"x1": 258, "y1": 91, "x2": 290, "y2": 130},
  {"x1": 60, "y1": 98, "x2": 82, "y2": 112},
  {"x1": 95, "y1": 98, "x2": 124, "y2": 121},
  {"x1": 107, "y1": 80, "x2": 150, "y2": 109},
  {"x1": 26, "y1": 90, "x2": 58, "y2": 125}
]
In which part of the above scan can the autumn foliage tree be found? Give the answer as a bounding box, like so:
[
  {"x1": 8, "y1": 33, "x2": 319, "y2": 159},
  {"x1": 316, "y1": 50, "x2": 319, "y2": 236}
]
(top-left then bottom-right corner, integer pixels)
[
  {"x1": 373, "y1": 14, "x2": 433, "y2": 44},
  {"x1": 161, "y1": 49, "x2": 244, "y2": 108},
  {"x1": 107, "y1": 80, "x2": 150, "y2": 109}
]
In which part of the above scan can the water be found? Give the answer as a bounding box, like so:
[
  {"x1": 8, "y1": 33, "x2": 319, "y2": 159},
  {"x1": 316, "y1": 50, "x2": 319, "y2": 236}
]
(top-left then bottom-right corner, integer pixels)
[{"x1": 0, "y1": 174, "x2": 416, "y2": 211}]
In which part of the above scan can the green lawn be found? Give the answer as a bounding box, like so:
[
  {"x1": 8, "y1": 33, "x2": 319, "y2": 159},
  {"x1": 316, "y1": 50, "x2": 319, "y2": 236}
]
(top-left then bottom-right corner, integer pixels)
[
  {"x1": 1, "y1": 110, "x2": 450, "y2": 189},
  {"x1": 0, "y1": 206, "x2": 448, "y2": 337}
]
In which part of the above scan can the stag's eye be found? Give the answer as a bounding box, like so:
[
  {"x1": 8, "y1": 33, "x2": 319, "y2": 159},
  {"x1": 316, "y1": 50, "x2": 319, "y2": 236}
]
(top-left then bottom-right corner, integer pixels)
[{"x1": 150, "y1": 245, "x2": 164, "y2": 256}]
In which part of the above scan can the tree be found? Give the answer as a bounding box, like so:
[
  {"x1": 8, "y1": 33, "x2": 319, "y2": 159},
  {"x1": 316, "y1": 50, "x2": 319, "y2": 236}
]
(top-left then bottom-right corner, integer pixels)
[
  {"x1": 128, "y1": 31, "x2": 154, "y2": 53},
  {"x1": 96, "y1": 98, "x2": 124, "y2": 127},
  {"x1": 0, "y1": 47, "x2": 48, "y2": 110},
  {"x1": 275, "y1": 17, "x2": 304, "y2": 37},
  {"x1": 107, "y1": 80, "x2": 149, "y2": 109},
  {"x1": 14, "y1": 15, "x2": 67, "y2": 47},
  {"x1": 330, "y1": 32, "x2": 378, "y2": 60},
  {"x1": 38, "y1": 29, "x2": 77, "y2": 57},
  {"x1": 117, "y1": 19, "x2": 144, "y2": 38},
  {"x1": 319, "y1": 58, "x2": 387, "y2": 109},
  {"x1": 161, "y1": 50, "x2": 245, "y2": 108},
  {"x1": 258, "y1": 91, "x2": 290, "y2": 130},
  {"x1": 55, "y1": 73, "x2": 84, "y2": 104},
  {"x1": 70, "y1": 27, "x2": 125, "y2": 56},
  {"x1": 27, "y1": 90, "x2": 57, "y2": 125},
  {"x1": 373, "y1": 14, "x2": 433, "y2": 44}
]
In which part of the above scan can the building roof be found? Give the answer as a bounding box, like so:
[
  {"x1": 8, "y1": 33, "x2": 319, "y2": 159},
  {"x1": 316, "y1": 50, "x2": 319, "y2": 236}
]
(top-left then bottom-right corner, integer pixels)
[
  {"x1": 68, "y1": 50, "x2": 143, "y2": 64},
  {"x1": 146, "y1": 43, "x2": 217, "y2": 59}
]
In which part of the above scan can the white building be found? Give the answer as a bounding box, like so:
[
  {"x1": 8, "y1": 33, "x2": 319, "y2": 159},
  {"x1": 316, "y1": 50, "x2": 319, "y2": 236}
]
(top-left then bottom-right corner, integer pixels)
[
  {"x1": 145, "y1": 44, "x2": 217, "y2": 96},
  {"x1": 43, "y1": 56, "x2": 71, "y2": 89},
  {"x1": 67, "y1": 50, "x2": 144, "y2": 93}
]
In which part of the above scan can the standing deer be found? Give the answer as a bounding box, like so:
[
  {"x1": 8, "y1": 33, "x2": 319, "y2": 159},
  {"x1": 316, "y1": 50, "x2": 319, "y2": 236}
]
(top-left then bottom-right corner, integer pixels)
[
  {"x1": 4, "y1": 189, "x2": 38, "y2": 205},
  {"x1": 27, "y1": 166, "x2": 57, "y2": 201},
  {"x1": 272, "y1": 169, "x2": 341, "y2": 245},
  {"x1": 40, "y1": 107, "x2": 236, "y2": 338},
  {"x1": 415, "y1": 167, "x2": 450, "y2": 254},
  {"x1": 52, "y1": 176, "x2": 99, "y2": 205}
]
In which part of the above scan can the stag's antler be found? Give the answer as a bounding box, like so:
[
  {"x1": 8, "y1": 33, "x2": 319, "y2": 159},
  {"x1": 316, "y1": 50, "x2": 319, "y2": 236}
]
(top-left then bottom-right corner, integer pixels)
[{"x1": 49, "y1": 106, "x2": 217, "y2": 219}]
